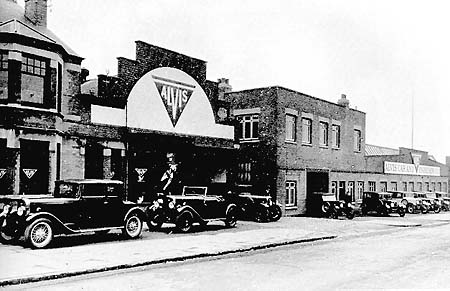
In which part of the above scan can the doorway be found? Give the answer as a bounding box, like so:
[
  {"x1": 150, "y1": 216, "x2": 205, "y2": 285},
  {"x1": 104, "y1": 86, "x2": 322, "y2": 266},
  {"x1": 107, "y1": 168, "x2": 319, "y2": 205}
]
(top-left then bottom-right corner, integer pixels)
[{"x1": 20, "y1": 139, "x2": 49, "y2": 194}]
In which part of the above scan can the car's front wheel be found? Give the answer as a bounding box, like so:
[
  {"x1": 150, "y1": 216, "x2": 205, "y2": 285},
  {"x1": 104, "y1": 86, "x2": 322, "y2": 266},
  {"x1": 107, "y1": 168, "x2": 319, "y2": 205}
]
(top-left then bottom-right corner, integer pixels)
[
  {"x1": 269, "y1": 205, "x2": 282, "y2": 222},
  {"x1": 398, "y1": 207, "x2": 406, "y2": 217},
  {"x1": 0, "y1": 218, "x2": 21, "y2": 244},
  {"x1": 176, "y1": 212, "x2": 194, "y2": 233},
  {"x1": 122, "y1": 214, "x2": 143, "y2": 239},
  {"x1": 25, "y1": 218, "x2": 53, "y2": 249},
  {"x1": 434, "y1": 206, "x2": 441, "y2": 214},
  {"x1": 225, "y1": 207, "x2": 238, "y2": 228},
  {"x1": 406, "y1": 204, "x2": 415, "y2": 214}
]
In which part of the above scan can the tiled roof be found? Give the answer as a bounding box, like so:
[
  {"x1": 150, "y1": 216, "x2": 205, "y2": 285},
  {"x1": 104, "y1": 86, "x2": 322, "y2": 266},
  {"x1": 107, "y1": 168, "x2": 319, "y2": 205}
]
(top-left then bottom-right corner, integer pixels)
[
  {"x1": 365, "y1": 144, "x2": 399, "y2": 156},
  {"x1": 0, "y1": 0, "x2": 80, "y2": 58}
]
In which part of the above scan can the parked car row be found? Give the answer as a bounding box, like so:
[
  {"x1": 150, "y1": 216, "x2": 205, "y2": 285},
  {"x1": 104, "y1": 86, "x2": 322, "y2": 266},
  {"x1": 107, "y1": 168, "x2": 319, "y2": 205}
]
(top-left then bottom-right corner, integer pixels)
[
  {"x1": 360, "y1": 190, "x2": 450, "y2": 217},
  {"x1": 0, "y1": 180, "x2": 281, "y2": 249}
]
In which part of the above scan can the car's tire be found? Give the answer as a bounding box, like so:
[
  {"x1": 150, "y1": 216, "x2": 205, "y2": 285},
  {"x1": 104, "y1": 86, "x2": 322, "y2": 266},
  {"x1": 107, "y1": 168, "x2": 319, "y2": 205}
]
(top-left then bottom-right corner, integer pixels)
[
  {"x1": 421, "y1": 206, "x2": 428, "y2": 214},
  {"x1": 269, "y1": 205, "x2": 282, "y2": 222},
  {"x1": 434, "y1": 206, "x2": 441, "y2": 214},
  {"x1": 122, "y1": 214, "x2": 143, "y2": 239},
  {"x1": 398, "y1": 208, "x2": 406, "y2": 217},
  {"x1": 176, "y1": 212, "x2": 194, "y2": 233},
  {"x1": 346, "y1": 209, "x2": 355, "y2": 220},
  {"x1": 225, "y1": 207, "x2": 238, "y2": 228},
  {"x1": 406, "y1": 204, "x2": 414, "y2": 214},
  {"x1": 0, "y1": 218, "x2": 20, "y2": 244},
  {"x1": 254, "y1": 208, "x2": 266, "y2": 222},
  {"x1": 24, "y1": 218, "x2": 53, "y2": 249},
  {"x1": 146, "y1": 217, "x2": 163, "y2": 230}
]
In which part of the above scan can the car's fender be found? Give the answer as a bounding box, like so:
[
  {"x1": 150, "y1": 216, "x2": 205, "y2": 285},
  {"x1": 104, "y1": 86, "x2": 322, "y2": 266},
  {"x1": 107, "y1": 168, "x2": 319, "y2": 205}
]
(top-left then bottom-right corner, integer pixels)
[
  {"x1": 226, "y1": 203, "x2": 238, "y2": 215},
  {"x1": 124, "y1": 207, "x2": 146, "y2": 221},
  {"x1": 175, "y1": 205, "x2": 203, "y2": 222},
  {"x1": 25, "y1": 212, "x2": 72, "y2": 234}
]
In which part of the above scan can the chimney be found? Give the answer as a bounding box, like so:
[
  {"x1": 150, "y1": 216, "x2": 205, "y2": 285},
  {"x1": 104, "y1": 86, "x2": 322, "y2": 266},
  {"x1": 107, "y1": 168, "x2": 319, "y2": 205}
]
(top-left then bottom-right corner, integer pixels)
[
  {"x1": 218, "y1": 78, "x2": 232, "y2": 101},
  {"x1": 80, "y1": 68, "x2": 90, "y2": 84},
  {"x1": 25, "y1": 0, "x2": 48, "y2": 27},
  {"x1": 337, "y1": 93, "x2": 350, "y2": 108}
]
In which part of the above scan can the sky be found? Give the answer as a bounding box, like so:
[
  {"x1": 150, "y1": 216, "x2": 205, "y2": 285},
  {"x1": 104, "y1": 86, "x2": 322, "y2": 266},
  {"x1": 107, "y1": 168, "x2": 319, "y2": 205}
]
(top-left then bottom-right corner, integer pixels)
[{"x1": 24, "y1": 0, "x2": 450, "y2": 162}]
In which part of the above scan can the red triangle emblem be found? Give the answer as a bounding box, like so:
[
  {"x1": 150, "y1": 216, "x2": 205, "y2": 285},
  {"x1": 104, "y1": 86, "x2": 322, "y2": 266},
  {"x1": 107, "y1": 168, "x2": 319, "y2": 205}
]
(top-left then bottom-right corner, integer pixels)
[{"x1": 153, "y1": 76, "x2": 195, "y2": 127}]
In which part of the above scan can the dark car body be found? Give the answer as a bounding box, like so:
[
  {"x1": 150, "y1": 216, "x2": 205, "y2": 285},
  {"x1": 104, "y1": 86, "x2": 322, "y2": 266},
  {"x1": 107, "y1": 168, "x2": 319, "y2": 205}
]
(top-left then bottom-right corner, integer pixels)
[
  {"x1": 434, "y1": 192, "x2": 450, "y2": 211},
  {"x1": 233, "y1": 193, "x2": 282, "y2": 222},
  {"x1": 0, "y1": 179, "x2": 146, "y2": 248},
  {"x1": 361, "y1": 191, "x2": 406, "y2": 217},
  {"x1": 151, "y1": 186, "x2": 238, "y2": 232},
  {"x1": 416, "y1": 192, "x2": 440, "y2": 213},
  {"x1": 312, "y1": 192, "x2": 355, "y2": 219}
]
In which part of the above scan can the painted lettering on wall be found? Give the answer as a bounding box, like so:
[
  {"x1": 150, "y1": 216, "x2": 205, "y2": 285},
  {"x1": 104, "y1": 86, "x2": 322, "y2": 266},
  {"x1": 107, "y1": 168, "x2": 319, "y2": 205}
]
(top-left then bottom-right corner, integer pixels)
[
  {"x1": 153, "y1": 75, "x2": 195, "y2": 127},
  {"x1": 384, "y1": 161, "x2": 440, "y2": 176}
]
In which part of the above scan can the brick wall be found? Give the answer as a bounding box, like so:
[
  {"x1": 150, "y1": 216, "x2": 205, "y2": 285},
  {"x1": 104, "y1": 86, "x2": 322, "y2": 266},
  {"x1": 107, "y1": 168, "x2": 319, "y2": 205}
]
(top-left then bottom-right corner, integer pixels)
[{"x1": 61, "y1": 137, "x2": 84, "y2": 179}]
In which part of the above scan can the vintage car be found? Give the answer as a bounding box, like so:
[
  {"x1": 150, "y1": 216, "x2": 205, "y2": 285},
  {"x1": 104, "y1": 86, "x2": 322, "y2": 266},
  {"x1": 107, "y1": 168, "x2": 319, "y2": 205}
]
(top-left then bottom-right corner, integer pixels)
[
  {"x1": 415, "y1": 192, "x2": 440, "y2": 213},
  {"x1": 312, "y1": 192, "x2": 355, "y2": 219},
  {"x1": 228, "y1": 185, "x2": 282, "y2": 222},
  {"x1": 147, "y1": 186, "x2": 238, "y2": 233},
  {"x1": 389, "y1": 191, "x2": 427, "y2": 214},
  {"x1": 361, "y1": 191, "x2": 406, "y2": 217},
  {"x1": 0, "y1": 179, "x2": 146, "y2": 249},
  {"x1": 434, "y1": 192, "x2": 450, "y2": 211}
]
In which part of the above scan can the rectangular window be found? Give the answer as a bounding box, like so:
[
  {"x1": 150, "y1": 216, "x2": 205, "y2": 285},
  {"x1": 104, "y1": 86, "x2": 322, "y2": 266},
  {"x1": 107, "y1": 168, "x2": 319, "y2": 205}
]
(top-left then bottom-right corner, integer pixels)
[
  {"x1": 417, "y1": 182, "x2": 423, "y2": 192},
  {"x1": 390, "y1": 182, "x2": 398, "y2": 191},
  {"x1": 237, "y1": 162, "x2": 252, "y2": 183},
  {"x1": 368, "y1": 181, "x2": 376, "y2": 192},
  {"x1": 319, "y1": 121, "x2": 328, "y2": 147},
  {"x1": 424, "y1": 182, "x2": 429, "y2": 192},
  {"x1": 357, "y1": 181, "x2": 364, "y2": 200},
  {"x1": 285, "y1": 114, "x2": 297, "y2": 142},
  {"x1": 331, "y1": 181, "x2": 337, "y2": 195},
  {"x1": 443, "y1": 183, "x2": 447, "y2": 193},
  {"x1": 409, "y1": 182, "x2": 415, "y2": 192},
  {"x1": 402, "y1": 182, "x2": 407, "y2": 191},
  {"x1": 437, "y1": 182, "x2": 442, "y2": 192},
  {"x1": 237, "y1": 115, "x2": 259, "y2": 140},
  {"x1": 380, "y1": 181, "x2": 387, "y2": 192},
  {"x1": 285, "y1": 181, "x2": 297, "y2": 207},
  {"x1": 21, "y1": 55, "x2": 46, "y2": 77},
  {"x1": 354, "y1": 129, "x2": 362, "y2": 152},
  {"x1": 431, "y1": 182, "x2": 435, "y2": 192},
  {"x1": 0, "y1": 52, "x2": 8, "y2": 70},
  {"x1": 301, "y1": 118, "x2": 312, "y2": 144},
  {"x1": 348, "y1": 181, "x2": 355, "y2": 201},
  {"x1": 331, "y1": 124, "x2": 340, "y2": 148}
]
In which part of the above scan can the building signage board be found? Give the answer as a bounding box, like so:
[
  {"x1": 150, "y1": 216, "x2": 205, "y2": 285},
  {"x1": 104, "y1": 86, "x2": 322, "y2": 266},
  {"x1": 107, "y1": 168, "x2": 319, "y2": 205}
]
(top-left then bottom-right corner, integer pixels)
[{"x1": 384, "y1": 161, "x2": 440, "y2": 176}]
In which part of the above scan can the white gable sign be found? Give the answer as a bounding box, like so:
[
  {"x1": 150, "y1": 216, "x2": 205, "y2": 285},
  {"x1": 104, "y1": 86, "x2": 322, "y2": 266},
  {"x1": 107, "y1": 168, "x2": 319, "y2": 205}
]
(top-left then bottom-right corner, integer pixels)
[{"x1": 124, "y1": 67, "x2": 233, "y2": 139}]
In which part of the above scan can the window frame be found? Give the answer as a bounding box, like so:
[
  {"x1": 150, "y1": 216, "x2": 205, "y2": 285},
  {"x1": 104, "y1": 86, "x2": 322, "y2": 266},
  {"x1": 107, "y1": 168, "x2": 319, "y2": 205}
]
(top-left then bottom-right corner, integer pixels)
[
  {"x1": 354, "y1": 129, "x2": 362, "y2": 152},
  {"x1": 285, "y1": 114, "x2": 297, "y2": 142},
  {"x1": 21, "y1": 53, "x2": 47, "y2": 77},
  {"x1": 301, "y1": 117, "x2": 312, "y2": 145},
  {"x1": 368, "y1": 181, "x2": 376, "y2": 192},
  {"x1": 237, "y1": 114, "x2": 259, "y2": 141},
  {"x1": 356, "y1": 181, "x2": 364, "y2": 200},
  {"x1": 0, "y1": 51, "x2": 8, "y2": 71},
  {"x1": 285, "y1": 181, "x2": 297, "y2": 207},
  {"x1": 331, "y1": 124, "x2": 341, "y2": 149},
  {"x1": 319, "y1": 121, "x2": 329, "y2": 147}
]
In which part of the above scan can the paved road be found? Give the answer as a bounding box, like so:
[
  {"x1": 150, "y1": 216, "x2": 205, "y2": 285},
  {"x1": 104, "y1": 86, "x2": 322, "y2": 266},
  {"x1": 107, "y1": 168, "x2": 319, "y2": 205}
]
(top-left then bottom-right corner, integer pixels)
[{"x1": 8, "y1": 219, "x2": 450, "y2": 290}]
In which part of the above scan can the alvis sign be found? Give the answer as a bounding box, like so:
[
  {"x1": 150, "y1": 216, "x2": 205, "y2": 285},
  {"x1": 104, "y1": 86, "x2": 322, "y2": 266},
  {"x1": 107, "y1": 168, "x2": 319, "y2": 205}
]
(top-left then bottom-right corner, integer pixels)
[
  {"x1": 384, "y1": 153, "x2": 440, "y2": 177},
  {"x1": 153, "y1": 75, "x2": 195, "y2": 127}
]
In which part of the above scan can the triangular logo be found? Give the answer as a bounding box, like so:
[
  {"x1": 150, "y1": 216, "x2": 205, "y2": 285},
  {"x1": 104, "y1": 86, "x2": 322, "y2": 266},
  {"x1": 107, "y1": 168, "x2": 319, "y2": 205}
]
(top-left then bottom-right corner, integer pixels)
[
  {"x1": 153, "y1": 75, "x2": 195, "y2": 127},
  {"x1": 0, "y1": 169, "x2": 6, "y2": 179},
  {"x1": 411, "y1": 153, "x2": 421, "y2": 172},
  {"x1": 135, "y1": 168, "x2": 147, "y2": 182},
  {"x1": 23, "y1": 169, "x2": 37, "y2": 179}
]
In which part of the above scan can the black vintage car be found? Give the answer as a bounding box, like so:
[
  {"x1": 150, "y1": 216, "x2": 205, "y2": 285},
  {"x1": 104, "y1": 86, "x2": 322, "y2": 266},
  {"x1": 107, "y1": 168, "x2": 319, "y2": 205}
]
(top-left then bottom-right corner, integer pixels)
[
  {"x1": 147, "y1": 186, "x2": 238, "y2": 233},
  {"x1": 312, "y1": 192, "x2": 355, "y2": 219},
  {"x1": 361, "y1": 191, "x2": 406, "y2": 217},
  {"x1": 0, "y1": 179, "x2": 146, "y2": 249},
  {"x1": 233, "y1": 193, "x2": 282, "y2": 222}
]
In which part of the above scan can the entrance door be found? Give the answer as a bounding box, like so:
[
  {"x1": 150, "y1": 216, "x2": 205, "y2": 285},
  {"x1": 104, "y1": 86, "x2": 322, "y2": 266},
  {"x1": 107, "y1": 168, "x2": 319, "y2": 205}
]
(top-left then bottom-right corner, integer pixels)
[
  {"x1": 85, "y1": 142, "x2": 103, "y2": 179},
  {"x1": 20, "y1": 139, "x2": 49, "y2": 194},
  {"x1": 306, "y1": 171, "x2": 329, "y2": 215}
]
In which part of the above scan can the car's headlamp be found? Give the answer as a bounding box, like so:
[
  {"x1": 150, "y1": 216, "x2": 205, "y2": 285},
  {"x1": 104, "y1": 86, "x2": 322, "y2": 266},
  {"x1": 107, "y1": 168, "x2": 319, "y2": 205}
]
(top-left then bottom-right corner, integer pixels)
[
  {"x1": 157, "y1": 199, "x2": 164, "y2": 204},
  {"x1": 386, "y1": 204, "x2": 391, "y2": 208},
  {"x1": 168, "y1": 201, "x2": 175, "y2": 209},
  {"x1": 153, "y1": 201, "x2": 160, "y2": 208},
  {"x1": 17, "y1": 206, "x2": 26, "y2": 216},
  {"x1": 2, "y1": 205, "x2": 10, "y2": 214}
]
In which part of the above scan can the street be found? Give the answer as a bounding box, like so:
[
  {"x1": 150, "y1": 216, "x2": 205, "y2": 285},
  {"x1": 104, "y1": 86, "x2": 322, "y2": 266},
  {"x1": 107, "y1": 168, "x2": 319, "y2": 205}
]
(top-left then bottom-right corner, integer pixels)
[{"x1": 5, "y1": 214, "x2": 450, "y2": 290}]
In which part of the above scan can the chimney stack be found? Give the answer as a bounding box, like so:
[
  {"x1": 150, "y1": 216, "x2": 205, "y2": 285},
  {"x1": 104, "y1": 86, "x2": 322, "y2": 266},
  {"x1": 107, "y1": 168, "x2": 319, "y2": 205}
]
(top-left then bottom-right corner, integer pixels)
[
  {"x1": 217, "y1": 78, "x2": 232, "y2": 101},
  {"x1": 337, "y1": 93, "x2": 350, "y2": 108},
  {"x1": 25, "y1": 0, "x2": 48, "y2": 27}
]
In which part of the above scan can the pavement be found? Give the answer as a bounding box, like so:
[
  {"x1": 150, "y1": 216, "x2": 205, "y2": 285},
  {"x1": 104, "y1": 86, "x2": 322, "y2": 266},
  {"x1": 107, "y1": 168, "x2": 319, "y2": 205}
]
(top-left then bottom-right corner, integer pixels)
[{"x1": 1, "y1": 212, "x2": 450, "y2": 287}]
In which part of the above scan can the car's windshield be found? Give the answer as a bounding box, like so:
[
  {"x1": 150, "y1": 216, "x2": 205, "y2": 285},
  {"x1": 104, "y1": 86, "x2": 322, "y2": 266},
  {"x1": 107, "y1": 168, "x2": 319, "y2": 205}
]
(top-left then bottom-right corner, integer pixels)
[
  {"x1": 391, "y1": 192, "x2": 403, "y2": 199},
  {"x1": 55, "y1": 183, "x2": 79, "y2": 198},
  {"x1": 380, "y1": 194, "x2": 392, "y2": 199}
]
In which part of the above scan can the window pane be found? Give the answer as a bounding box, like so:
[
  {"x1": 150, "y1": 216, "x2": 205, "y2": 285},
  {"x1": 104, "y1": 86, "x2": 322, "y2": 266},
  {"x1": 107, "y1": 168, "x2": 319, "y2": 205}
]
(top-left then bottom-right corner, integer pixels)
[
  {"x1": 28, "y1": 58, "x2": 33, "y2": 65},
  {"x1": 252, "y1": 120, "x2": 259, "y2": 138},
  {"x1": 244, "y1": 122, "x2": 251, "y2": 139}
]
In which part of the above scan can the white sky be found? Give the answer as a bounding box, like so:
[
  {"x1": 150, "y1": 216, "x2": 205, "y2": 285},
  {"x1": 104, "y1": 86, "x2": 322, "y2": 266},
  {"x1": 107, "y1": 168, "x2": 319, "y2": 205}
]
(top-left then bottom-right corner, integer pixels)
[{"x1": 29, "y1": 0, "x2": 450, "y2": 163}]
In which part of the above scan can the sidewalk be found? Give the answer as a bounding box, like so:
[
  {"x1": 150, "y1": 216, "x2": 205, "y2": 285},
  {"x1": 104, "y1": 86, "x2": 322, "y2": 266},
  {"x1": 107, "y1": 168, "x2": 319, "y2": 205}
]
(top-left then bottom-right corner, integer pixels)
[{"x1": 0, "y1": 214, "x2": 448, "y2": 286}]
